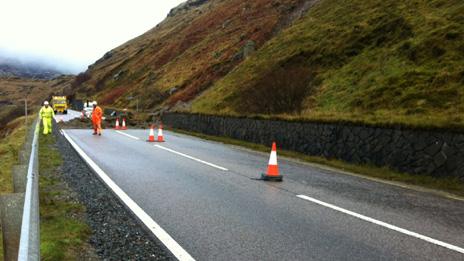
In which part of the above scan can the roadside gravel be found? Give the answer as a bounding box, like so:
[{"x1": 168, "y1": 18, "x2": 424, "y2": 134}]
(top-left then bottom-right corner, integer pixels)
[{"x1": 53, "y1": 127, "x2": 173, "y2": 260}]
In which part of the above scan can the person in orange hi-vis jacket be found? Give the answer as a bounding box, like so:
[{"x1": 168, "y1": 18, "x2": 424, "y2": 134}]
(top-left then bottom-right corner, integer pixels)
[{"x1": 91, "y1": 101, "x2": 103, "y2": 136}]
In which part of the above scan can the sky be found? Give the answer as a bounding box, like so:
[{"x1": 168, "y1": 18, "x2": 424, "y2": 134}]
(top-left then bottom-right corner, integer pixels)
[{"x1": 0, "y1": 0, "x2": 185, "y2": 73}]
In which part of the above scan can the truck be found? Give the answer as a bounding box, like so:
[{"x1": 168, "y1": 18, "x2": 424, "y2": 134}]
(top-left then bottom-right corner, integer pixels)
[{"x1": 52, "y1": 96, "x2": 68, "y2": 114}]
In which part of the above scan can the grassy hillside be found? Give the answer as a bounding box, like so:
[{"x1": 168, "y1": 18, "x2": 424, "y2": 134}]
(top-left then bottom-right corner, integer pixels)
[
  {"x1": 74, "y1": 0, "x2": 463, "y2": 129},
  {"x1": 75, "y1": 0, "x2": 316, "y2": 107},
  {"x1": 192, "y1": 0, "x2": 464, "y2": 128}
]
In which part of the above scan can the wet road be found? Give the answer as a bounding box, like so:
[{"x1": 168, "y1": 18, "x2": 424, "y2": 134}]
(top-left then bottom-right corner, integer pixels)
[
  {"x1": 53, "y1": 109, "x2": 81, "y2": 122},
  {"x1": 61, "y1": 128, "x2": 464, "y2": 261}
]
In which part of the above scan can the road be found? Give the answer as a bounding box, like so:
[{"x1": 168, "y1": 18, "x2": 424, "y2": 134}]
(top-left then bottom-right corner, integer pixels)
[
  {"x1": 53, "y1": 109, "x2": 82, "y2": 122},
  {"x1": 60, "y1": 125, "x2": 464, "y2": 260}
]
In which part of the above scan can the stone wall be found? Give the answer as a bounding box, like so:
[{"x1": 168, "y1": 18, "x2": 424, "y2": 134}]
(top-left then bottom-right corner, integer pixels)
[{"x1": 162, "y1": 113, "x2": 464, "y2": 179}]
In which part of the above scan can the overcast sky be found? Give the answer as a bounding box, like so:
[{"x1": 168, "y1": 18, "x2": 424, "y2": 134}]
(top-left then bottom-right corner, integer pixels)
[{"x1": 0, "y1": 0, "x2": 185, "y2": 73}]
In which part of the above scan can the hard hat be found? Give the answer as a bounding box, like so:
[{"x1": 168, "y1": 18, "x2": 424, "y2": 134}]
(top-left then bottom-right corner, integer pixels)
[
  {"x1": 93, "y1": 101, "x2": 98, "y2": 105},
  {"x1": 44, "y1": 101, "x2": 49, "y2": 105}
]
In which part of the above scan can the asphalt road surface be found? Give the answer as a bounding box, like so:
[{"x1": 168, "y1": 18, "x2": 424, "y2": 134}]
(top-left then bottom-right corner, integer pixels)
[
  {"x1": 61, "y1": 128, "x2": 464, "y2": 261},
  {"x1": 53, "y1": 109, "x2": 82, "y2": 122}
]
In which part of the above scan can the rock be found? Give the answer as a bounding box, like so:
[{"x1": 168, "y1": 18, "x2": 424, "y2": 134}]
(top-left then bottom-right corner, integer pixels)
[
  {"x1": 424, "y1": 141, "x2": 442, "y2": 156},
  {"x1": 433, "y1": 152, "x2": 447, "y2": 167},
  {"x1": 168, "y1": 87, "x2": 178, "y2": 95},
  {"x1": 168, "y1": 0, "x2": 208, "y2": 17},
  {"x1": 243, "y1": 40, "x2": 256, "y2": 58},
  {"x1": 113, "y1": 70, "x2": 125, "y2": 80}
]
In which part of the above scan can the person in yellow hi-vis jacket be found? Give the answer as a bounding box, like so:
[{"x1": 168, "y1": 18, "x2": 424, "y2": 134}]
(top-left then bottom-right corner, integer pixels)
[{"x1": 39, "y1": 101, "x2": 55, "y2": 135}]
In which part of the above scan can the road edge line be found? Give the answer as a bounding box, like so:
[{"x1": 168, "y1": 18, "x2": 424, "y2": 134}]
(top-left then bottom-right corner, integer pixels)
[
  {"x1": 296, "y1": 194, "x2": 464, "y2": 254},
  {"x1": 61, "y1": 130, "x2": 195, "y2": 261}
]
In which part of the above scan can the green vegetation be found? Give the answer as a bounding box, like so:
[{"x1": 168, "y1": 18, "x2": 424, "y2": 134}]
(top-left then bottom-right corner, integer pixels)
[
  {"x1": 169, "y1": 127, "x2": 464, "y2": 198},
  {"x1": 0, "y1": 116, "x2": 29, "y2": 260},
  {"x1": 0, "y1": 117, "x2": 27, "y2": 194},
  {"x1": 192, "y1": 0, "x2": 464, "y2": 129},
  {"x1": 39, "y1": 133, "x2": 91, "y2": 260}
]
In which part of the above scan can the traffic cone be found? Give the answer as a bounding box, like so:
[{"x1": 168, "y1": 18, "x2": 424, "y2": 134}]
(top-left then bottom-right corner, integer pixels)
[
  {"x1": 114, "y1": 118, "x2": 120, "y2": 130},
  {"x1": 80, "y1": 111, "x2": 84, "y2": 119},
  {"x1": 121, "y1": 118, "x2": 128, "y2": 130},
  {"x1": 156, "y1": 123, "x2": 165, "y2": 142},
  {"x1": 147, "y1": 125, "x2": 156, "y2": 142},
  {"x1": 261, "y1": 142, "x2": 282, "y2": 182}
]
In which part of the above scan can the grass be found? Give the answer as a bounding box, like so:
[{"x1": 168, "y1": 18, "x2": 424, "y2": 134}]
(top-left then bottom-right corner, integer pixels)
[
  {"x1": 0, "y1": 117, "x2": 28, "y2": 194},
  {"x1": 75, "y1": 0, "x2": 463, "y2": 129},
  {"x1": 169, "y1": 127, "x2": 464, "y2": 198},
  {"x1": 39, "y1": 133, "x2": 91, "y2": 260},
  {"x1": 0, "y1": 116, "x2": 30, "y2": 260},
  {"x1": 191, "y1": 0, "x2": 464, "y2": 129}
]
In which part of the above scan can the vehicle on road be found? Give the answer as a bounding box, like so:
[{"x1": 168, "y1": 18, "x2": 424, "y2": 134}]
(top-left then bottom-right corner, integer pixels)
[{"x1": 52, "y1": 96, "x2": 68, "y2": 114}]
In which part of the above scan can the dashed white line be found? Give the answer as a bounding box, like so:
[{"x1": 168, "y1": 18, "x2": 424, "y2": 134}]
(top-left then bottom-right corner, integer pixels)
[
  {"x1": 115, "y1": 130, "x2": 141, "y2": 140},
  {"x1": 154, "y1": 145, "x2": 229, "y2": 171},
  {"x1": 296, "y1": 194, "x2": 464, "y2": 254},
  {"x1": 114, "y1": 130, "x2": 227, "y2": 171},
  {"x1": 62, "y1": 130, "x2": 195, "y2": 261}
]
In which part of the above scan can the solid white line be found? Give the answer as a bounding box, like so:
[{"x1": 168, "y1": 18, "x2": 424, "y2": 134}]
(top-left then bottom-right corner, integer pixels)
[
  {"x1": 154, "y1": 145, "x2": 229, "y2": 171},
  {"x1": 115, "y1": 130, "x2": 141, "y2": 140},
  {"x1": 296, "y1": 195, "x2": 464, "y2": 254},
  {"x1": 62, "y1": 130, "x2": 195, "y2": 261}
]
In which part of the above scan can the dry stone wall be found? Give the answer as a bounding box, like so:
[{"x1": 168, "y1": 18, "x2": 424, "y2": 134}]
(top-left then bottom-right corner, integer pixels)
[{"x1": 163, "y1": 113, "x2": 464, "y2": 179}]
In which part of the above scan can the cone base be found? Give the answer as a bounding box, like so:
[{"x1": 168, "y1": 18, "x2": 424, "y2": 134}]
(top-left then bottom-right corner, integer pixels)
[
  {"x1": 147, "y1": 139, "x2": 155, "y2": 142},
  {"x1": 261, "y1": 173, "x2": 283, "y2": 182},
  {"x1": 120, "y1": 127, "x2": 128, "y2": 130}
]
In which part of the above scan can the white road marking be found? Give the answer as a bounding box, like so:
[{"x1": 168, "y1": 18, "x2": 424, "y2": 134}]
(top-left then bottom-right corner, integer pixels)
[
  {"x1": 154, "y1": 145, "x2": 229, "y2": 171},
  {"x1": 296, "y1": 195, "x2": 464, "y2": 254},
  {"x1": 114, "y1": 130, "x2": 227, "y2": 171},
  {"x1": 62, "y1": 130, "x2": 195, "y2": 261},
  {"x1": 115, "y1": 130, "x2": 140, "y2": 140}
]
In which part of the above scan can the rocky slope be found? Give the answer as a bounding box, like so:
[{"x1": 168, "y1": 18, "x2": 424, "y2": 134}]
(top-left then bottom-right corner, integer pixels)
[
  {"x1": 72, "y1": 0, "x2": 464, "y2": 128},
  {"x1": 73, "y1": 0, "x2": 316, "y2": 106}
]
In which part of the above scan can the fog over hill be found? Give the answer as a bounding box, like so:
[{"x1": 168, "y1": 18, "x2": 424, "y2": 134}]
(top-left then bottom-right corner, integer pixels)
[{"x1": 0, "y1": 55, "x2": 64, "y2": 79}]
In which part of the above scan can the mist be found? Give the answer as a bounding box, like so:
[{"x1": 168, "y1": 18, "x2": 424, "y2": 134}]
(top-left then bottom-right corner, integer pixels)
[
  {"x1": 0, "y1": 49, "x2": 78, "y2": 74},
  {"x1": 0, "y1": 0, "x2": 186, "y2": 75}
]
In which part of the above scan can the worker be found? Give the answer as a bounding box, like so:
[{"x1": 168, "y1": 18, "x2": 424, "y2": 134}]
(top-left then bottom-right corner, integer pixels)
[
  {"x1": 92, "y1": 101, "x2": 103, "y2": 136},
  {"x1": 39, "y1": 101, "x2": 55, "y2": 135}
]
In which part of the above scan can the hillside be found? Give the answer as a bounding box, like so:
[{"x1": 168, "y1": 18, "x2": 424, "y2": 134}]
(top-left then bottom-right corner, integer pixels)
[
  {"x1": 0, "y1": 56, "x2": 63, "y2": 79},
  {"x1": 73, "y1": 0, "x2": 464, "y2": 129},
  {"x1": 0, "y1": 76, "x2": 74, "y2": 132},
  {"x1": 73, "y1": 0, "x2": 319, "y2": 105}
]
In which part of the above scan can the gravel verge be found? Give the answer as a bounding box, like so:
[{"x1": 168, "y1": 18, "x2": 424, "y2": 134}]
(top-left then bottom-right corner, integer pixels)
[{"x1": 53, "y1": 127, "x2": 173, "y2": 260}]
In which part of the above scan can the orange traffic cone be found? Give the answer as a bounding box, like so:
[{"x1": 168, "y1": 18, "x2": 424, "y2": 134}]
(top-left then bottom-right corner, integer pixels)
[
  {"x1": 121, "y1": 118, "x2": 128, "y2": 130},
  {"x1": 261, "y1": 142, "x2": 282, "y2": 182},
  {"x1": 156, "y1": 124, "x2": 165, "y2": 142},
  {"x1": 114, "y1": 118, "x2": 120, "y2": 130},
  {"x1": 147, "y1": 125, "x2": 156, "y2": 142}
]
